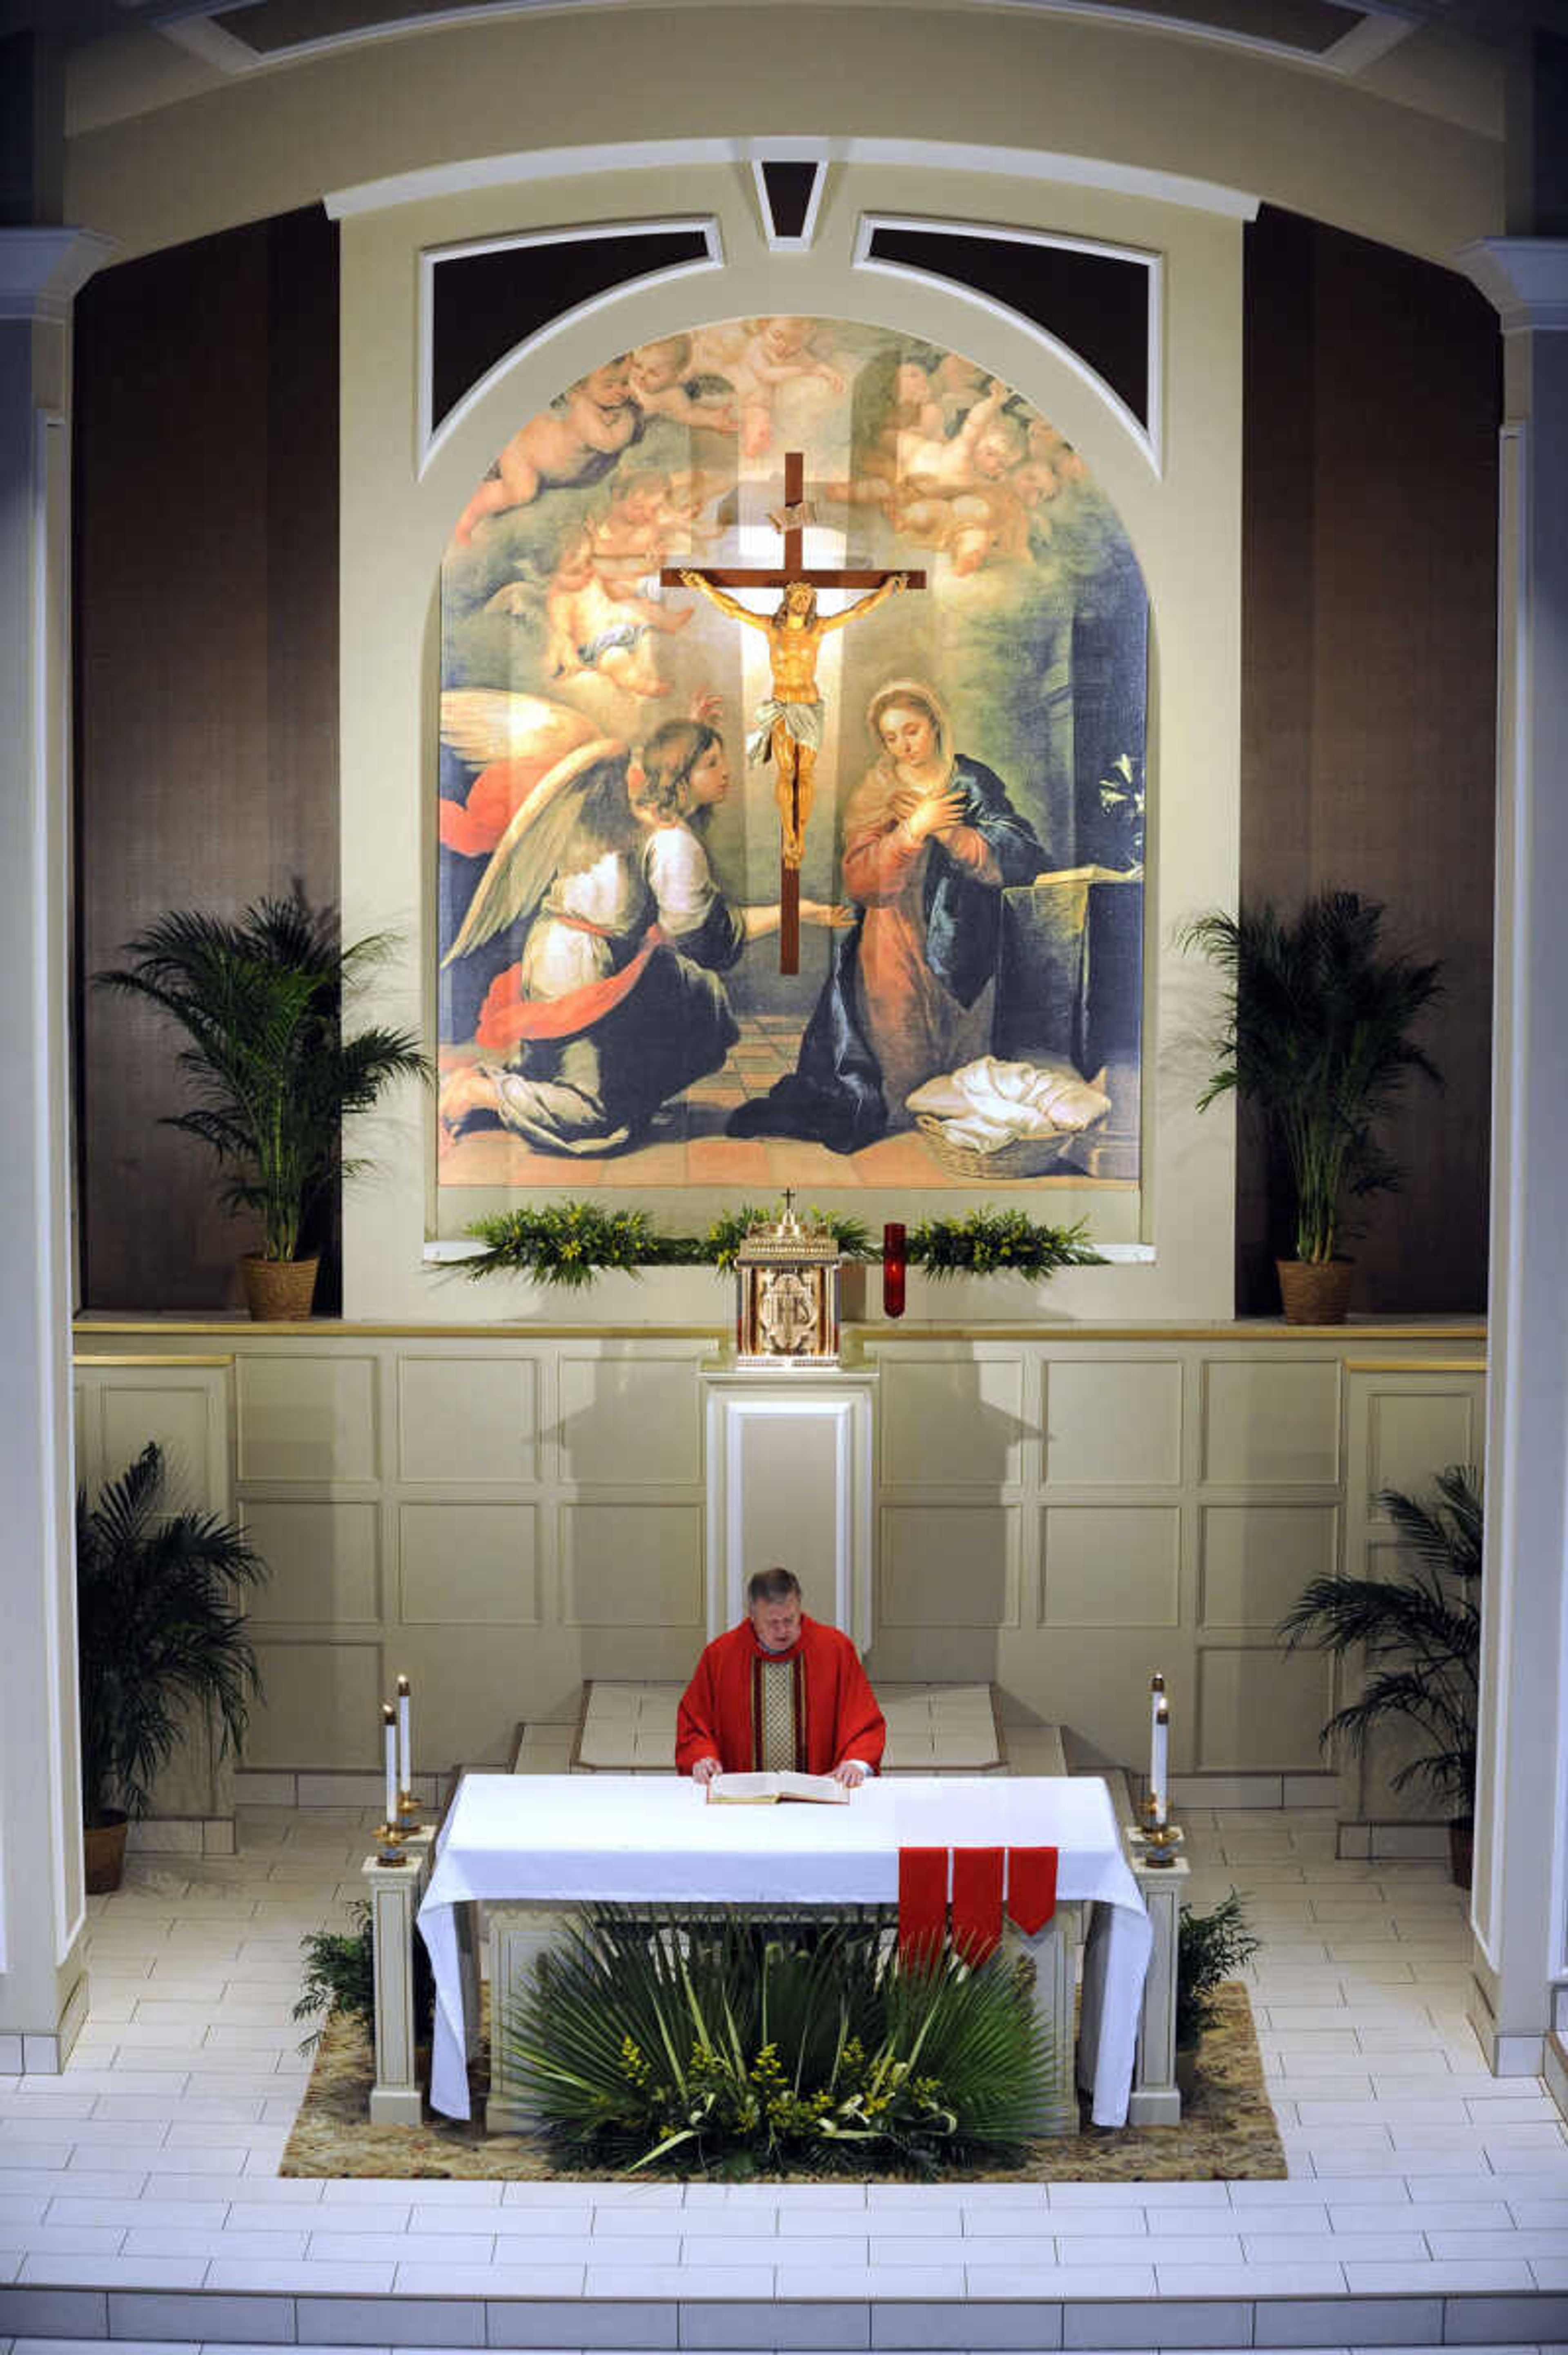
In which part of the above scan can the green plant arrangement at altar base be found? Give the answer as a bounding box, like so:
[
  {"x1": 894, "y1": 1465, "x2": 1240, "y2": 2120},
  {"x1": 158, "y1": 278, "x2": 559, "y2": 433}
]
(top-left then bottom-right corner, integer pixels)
[
  {"x1": 293, "y1": 1902, "x2": 435, "y2": 2055},
  {"x1": 1176, "y1": 1889, "x2": 1261, "y2": 2054},
  {"x1": 77, "y1": 1442, "x2": 269, "y2": 1892},
  {"x1": 505, "y1": 1907, "x2": 1057, "y2": 2177},
  {"x1": 461, "y1": 1200, "x2": 1096, "y2": 1290},
  {"x1": 1278, "y1": 1464, "x2": 1483, "y2": 1883}
]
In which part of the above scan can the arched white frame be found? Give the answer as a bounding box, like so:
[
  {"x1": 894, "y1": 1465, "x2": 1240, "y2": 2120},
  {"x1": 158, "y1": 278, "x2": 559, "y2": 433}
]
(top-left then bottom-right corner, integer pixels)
[
  {"x1": 853, "y1": 212, "x2": 1163, "y2": 476},
  {"x1": 417, "y1": 215, "x2": 724, "y2": 472}
]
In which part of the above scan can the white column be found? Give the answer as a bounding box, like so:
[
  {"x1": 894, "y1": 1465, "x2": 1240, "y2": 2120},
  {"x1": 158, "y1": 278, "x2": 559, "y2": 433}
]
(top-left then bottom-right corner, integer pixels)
[
  {"x1": 1456, "y1": 238, "x2": 1568, "y2": 2074},
  {"x1": 0, "y1": 227, "x2": 112, "y2": 2069}
]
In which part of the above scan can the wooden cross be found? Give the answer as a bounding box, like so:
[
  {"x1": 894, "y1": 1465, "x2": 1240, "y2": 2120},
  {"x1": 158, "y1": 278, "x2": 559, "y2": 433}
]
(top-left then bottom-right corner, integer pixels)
[{"x1": 662, "y1": 453, "x2": 925, "y2": 972}]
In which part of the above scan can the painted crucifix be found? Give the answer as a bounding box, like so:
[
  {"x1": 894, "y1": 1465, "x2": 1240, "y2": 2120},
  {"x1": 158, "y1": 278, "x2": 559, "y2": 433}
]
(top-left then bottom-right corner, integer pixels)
[{"x1": 662, "y1": 454, "x2": 924, "y2": 971}]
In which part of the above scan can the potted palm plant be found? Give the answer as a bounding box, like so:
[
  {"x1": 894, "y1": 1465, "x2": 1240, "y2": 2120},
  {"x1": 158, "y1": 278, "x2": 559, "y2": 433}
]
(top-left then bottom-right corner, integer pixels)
[
  {"x1": 78, "y1": 1442, "x2": 269, "y2": 1893},
  {"x1": 1278, "y1": 1464, "x2": 1482, "y2": 1887},
  {"x1": 97, "y1": 891, "x2": 431, "y2": 1318},
  {"x1": 1182, "y1": 890, "x2": 1442, "y2": 1322}
]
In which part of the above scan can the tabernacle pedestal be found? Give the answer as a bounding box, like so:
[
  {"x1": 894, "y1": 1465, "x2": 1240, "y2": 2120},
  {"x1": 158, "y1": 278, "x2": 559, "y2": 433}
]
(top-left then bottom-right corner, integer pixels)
[{"x1": 699, "y1": 1365, "x2": 877, "y2": 1651}]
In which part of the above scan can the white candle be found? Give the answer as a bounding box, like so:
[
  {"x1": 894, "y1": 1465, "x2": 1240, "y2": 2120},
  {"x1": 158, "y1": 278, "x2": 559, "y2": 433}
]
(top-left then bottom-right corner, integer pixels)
[
  {"x1": 396, "y1": 1675, "x2": 412, "y2": 1800},
  {"x1": 1149, "y1": 1672, "x2": 1165, "y2": 1785},
  {"x1": 1152, "y1": 1699, "x2": 1169, "y2": 1829},
  {"x1": 382, "y1": 1703, "x2": 397, "y2": 1827}
]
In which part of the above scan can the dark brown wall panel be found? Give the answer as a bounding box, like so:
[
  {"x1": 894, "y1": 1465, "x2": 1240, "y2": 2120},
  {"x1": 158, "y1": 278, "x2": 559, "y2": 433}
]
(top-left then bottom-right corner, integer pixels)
[
  {"x1": 75, "y1": 207, "x2": 339, "y2": 1311},
  {"x1": 1239, "y1": 209, "x2": 1499, "y2": 1316}
]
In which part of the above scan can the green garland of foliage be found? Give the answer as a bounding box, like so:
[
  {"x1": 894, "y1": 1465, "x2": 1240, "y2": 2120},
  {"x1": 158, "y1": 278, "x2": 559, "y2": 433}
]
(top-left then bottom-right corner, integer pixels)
[
  {"x1": 462, "y1": 1201, "x2": 1099, "y2": 1290},
  {"x1": 506, "y1": 1906, "x2": 1060, "y2": 2177},
  {"x1": 293, "y1": 1901, "x2": 434, "y2": 2055}
]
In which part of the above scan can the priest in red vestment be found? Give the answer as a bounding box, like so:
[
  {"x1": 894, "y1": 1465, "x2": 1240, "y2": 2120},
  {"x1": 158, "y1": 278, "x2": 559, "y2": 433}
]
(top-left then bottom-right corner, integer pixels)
[{"x1": 676, "y1": 1567, "x2": 886, "y2": 1786}]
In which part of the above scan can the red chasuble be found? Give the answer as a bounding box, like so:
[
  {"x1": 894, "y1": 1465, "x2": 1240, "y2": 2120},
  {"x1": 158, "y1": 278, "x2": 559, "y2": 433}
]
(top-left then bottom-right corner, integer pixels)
[{"x1": 675, "y1": 1615, "x2": 887, "y2": 1776}]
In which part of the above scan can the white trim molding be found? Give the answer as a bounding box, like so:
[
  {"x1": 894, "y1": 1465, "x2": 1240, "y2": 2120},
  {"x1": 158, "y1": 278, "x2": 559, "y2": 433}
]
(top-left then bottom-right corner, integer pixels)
[
  {"x1": 853, "y1": 211, "x2": 1162, "y2": 474},
  {"x1": 417, "y1": 216, "x2": 723, "y2": 471},
  {"x1": 1456, "y1": 239, "x2": 1568, "y2": 334},
  {"x1": 750, "y1": 150, "x2": 829, "y2": 254},
  {"x1": 0, "y1": 228, "x2": 116, "y2": 324}
]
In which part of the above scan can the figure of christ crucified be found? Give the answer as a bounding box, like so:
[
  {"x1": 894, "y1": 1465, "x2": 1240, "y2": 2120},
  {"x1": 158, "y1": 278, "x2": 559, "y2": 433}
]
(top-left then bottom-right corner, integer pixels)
[{"x1": 662, "y1": 451, "x2": 923, "y2": 971}]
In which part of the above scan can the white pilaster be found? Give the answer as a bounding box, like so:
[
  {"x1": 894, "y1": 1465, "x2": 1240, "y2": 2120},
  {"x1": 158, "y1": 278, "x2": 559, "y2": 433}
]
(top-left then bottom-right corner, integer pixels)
[
  {"x1": 0, "y1": 227, "x2": 111, "y2": 2066},
  {"x1": 1455, "y1": 236, "x2": 1568, "y2": 2075}
]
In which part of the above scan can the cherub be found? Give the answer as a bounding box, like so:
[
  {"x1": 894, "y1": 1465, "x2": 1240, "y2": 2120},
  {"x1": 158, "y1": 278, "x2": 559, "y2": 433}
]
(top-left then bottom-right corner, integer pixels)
[
  {"x1": 587, "y1": 467, "x2": 723, "y2": 591},
  {"x1": 539, "y1": 530, "x2": 691, "y2": 698},
  {"x1": 730, "y1": 316, "x2": 847, "y2": 457},
  {"x1": 627, "y1": 337, "x2": 739, "y2": 431},
  {"x1": 452, "y1": 358, "x2": 644, "y2": 542}
]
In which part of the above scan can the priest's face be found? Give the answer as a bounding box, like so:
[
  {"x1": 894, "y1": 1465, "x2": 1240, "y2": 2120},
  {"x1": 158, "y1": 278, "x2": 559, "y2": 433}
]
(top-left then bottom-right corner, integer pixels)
[{"x1": 749, "y1": 1591, "x2": 803, "y2": 1652}]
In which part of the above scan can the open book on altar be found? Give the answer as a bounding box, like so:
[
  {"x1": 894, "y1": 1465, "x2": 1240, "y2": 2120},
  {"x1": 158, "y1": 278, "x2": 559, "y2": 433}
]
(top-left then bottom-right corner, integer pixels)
[{"x1": 706, "y1": 1771, "x2": 849, "y2": 1806}]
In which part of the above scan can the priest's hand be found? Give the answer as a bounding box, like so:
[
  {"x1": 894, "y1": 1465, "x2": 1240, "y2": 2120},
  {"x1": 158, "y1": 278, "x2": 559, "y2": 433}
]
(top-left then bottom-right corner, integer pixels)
[
  {"x1": 692, "y1": 1755, "x2": 722, "y2": 1785},
  {"x1": 832, "y1": 1760, "x2": 867, "y2": 1788}
]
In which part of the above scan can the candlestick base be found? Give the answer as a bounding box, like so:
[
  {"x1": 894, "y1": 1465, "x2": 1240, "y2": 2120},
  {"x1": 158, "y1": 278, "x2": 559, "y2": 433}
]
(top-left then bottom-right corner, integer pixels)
[
  {"x1": 373, "y1": 1824, "x2": 409, "y2": 1866},
  {"x1": 396, "y1": 1791, "x2": 423, "y2": 1834},
  {"x1": 1129, "y1": 1820, "x2": 1183, "y2": 1868}
]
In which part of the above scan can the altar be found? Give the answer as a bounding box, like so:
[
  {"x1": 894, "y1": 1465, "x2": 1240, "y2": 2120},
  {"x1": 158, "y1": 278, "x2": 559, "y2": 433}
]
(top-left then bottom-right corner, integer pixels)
[{"x1": 416, "y1": 1771, "x2": 1155, "y2": 2136}]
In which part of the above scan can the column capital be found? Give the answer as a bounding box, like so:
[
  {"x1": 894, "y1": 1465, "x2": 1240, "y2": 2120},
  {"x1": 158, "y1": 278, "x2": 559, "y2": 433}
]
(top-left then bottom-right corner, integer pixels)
[
  {"x1": 1456, "y1": 237, "x2": 1568, "y2": 331},
  {"x1": 0, "y1": 227, "x2": 116, "y2": 324}
]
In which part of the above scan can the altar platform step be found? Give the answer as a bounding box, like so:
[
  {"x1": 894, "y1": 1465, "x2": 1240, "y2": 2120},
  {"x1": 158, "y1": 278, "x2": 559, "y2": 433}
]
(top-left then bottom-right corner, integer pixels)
[{"x1": 516, "y1": 1682, "x2": 1035, "y2": 1774}]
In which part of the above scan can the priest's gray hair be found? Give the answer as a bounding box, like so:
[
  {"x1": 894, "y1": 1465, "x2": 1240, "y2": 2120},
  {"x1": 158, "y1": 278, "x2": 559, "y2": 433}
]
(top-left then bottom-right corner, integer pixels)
[{"x1": 747, "y1": 1566, "x2": 802, "y2": 1605}]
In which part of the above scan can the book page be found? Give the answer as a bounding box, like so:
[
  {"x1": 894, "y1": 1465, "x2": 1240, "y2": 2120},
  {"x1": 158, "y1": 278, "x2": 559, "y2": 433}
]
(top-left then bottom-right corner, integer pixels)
[
  {"x1": 707, "y1": 1773, "x2": 781, "y2": 1805},
  {"x1": 775, "y1": 1771, "x2": 849, "y2": 1804}
]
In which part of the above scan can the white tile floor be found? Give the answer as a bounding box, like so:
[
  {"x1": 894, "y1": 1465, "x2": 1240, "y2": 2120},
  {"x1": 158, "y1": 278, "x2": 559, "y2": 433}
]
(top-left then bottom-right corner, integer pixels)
[{"x1": 0, "y1": 1798, "x2": 1565, "y2": 2347}]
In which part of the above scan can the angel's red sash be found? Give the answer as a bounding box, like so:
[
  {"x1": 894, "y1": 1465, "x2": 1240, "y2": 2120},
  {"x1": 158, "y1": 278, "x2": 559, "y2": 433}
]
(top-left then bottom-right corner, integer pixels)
[{"x1": 474, "y1": 924, "x2": 665, "y2": 1052}]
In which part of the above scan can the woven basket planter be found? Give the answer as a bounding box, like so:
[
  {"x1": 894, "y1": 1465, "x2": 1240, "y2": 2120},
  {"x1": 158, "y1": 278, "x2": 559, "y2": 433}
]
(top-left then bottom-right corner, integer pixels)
[
  {"x1": 1275, "y1": 1256, "x2": 1353, "y2": 1326},
  {"x1": 241, "y1": 1254, "x2": 320, "y2": 1321}
]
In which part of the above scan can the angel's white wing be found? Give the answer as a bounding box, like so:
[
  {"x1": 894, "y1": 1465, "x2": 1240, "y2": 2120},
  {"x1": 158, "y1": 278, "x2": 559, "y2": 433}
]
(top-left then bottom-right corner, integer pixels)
[
  {"x1": 439, "y1": 688, "x2": 591, "y2": 772},
  {"x1": 442, "y1": 736, "x2": 625, "y2": 968}
]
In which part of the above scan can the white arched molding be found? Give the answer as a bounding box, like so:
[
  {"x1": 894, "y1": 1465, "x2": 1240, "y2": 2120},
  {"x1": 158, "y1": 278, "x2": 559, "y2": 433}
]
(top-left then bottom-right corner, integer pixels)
[
  {"x1": 416, "y1": 217, "x2": 724, "y2": 473},
  {"x1": 853, "y1": 213, "x2": 1162, "y2": 476}
]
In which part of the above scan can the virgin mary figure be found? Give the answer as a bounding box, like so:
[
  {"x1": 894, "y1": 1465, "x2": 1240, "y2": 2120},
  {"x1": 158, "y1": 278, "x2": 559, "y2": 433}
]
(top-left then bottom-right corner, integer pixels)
[{"x1": 729, "y1": 678, "x2": 1047, "y2": 1151}]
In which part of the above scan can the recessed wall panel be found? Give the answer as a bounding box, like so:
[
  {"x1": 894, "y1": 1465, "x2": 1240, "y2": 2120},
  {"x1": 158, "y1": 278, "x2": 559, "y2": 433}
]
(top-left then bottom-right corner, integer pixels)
[
  {"x1": 1197, "y1": 1644, "x2": 1333, "y2": 1771},
  {"x1": 1040, "y1": 1505, "x2": 1180, "y2": 1626},
  {"x1": 247, "y1": 1640, "x2": 381, "y2": 1767},
  {"x1": 238, "y1": 1355, "x2": 376, "y2": 1483},
  {"x1": 1200, "y1": 1503, "x2": 1338, "y2": 1630},
  {"x1": 243, "y1": 1499, "x2": 381, "y2": 1624},
  {"x1": 880, "y1": 1505, "x2": 1017, "y2": 1628},
  {"x1": 1368, "y1": 1391, "x2": 1478, "y2": 1510},
  {"x1": 1203, "y1": 1360, "x2": 1339, "y2": 1486},
  {"x1": 101, "y1": 1386, "x2": 216, "y2": 1510},
  {"x1": 399, "y1": 1502, "x2": 539, "y2": 1625},
  {"x1": 1045, "y1": 1360, "x2": 1181, "y2": 1487},
  {"x1": 882, "y1": 1359, "x2": 1024, "y2": 1490},
  {"x1": 562, "y1": 1502, "x2": 702, "y2": 1628},
  {"x1": 558, "y1": 1354, "x2": 700, "y2": 1486},
  {"x1": 398, "y1": 1355, "x2": 537, "y2": 1485}
]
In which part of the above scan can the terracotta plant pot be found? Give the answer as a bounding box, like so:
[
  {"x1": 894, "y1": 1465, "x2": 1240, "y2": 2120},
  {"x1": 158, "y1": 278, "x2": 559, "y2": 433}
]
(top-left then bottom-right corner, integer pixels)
[
  {"x1": 1449, "y1": 1816, "x2": 1474, "y2": 1891},
  {"x1": 240, "y1": 1253, "x2": 319, "y2": 1321},
  {"x1": 83, "y1": 1810, "x2": 129, "y2": 1894},
  {"x1": 1276, "y1": 1256, "x2": 1354, "y2": 1325}
]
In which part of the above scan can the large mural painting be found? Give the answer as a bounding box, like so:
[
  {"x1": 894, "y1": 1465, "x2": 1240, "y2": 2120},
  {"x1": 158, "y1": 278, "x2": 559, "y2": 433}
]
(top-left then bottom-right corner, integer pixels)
[{"x1": 436, "y1": 316, "x2": 1147, "y2": 1195}]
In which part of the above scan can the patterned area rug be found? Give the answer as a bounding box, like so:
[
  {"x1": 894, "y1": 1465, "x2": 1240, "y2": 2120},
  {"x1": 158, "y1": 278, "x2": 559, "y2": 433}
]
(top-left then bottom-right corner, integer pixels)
[{"x1": 279, "y1": 1982, "x2": 1283, "y2": 2182}]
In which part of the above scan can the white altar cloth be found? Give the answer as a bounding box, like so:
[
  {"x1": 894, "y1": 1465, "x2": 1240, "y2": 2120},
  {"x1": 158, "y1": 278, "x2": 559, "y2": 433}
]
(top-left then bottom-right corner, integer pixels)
[{"x1": 418, "y1": 1772, "x2": 1151, "y2": 2128}]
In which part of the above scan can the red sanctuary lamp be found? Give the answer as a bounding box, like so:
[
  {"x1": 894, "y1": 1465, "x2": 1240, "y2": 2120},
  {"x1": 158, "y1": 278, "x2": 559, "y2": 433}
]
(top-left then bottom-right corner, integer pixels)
[{"x1": 882, "y1": 1222, "x2": 906, "y2": 1319}]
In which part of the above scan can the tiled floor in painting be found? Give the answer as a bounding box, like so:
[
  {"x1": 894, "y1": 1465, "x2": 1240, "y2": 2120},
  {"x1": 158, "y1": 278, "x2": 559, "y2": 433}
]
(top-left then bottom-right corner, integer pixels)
[{"x1": 1, "y1": 1799, "x2": 1566, "y2": 2324}]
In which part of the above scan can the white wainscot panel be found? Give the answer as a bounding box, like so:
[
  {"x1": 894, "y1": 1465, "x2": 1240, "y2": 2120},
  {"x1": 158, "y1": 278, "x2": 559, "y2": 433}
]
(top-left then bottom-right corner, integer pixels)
[
  {"x1": 880, "y1": 1504, "x2": 1018, "y2": 1629},
  {"x1": 1040, "y1": 1504, "x2": 1180, "y2": 1627},
  {"x1": 1200, "y1": 1502, "x2": 1339, "y2": 1630},
  {"x1": 881, "y1": 1357, "x2": 1024, "y2": 1490},
  {"x1": 238, "y1": 1353, "x2": 378, "y2": 1483},
  {"x1": 398, "y1": 1353, "x2": 537, "y2": 1485},
  {"x1": 561, "y1": 1501, "x2": 703, "y2": 1628},
  {"x1": 1203, "y1": 1359, "x2": 1340, "y2": 1486},
  {"x1": 399, "y1": 1502, "x2": 539, "y2": 1625},
  {"x1": 1368, "y1": 1390, "x2": 1479, "y2": 1507},
  {"x1": 559, "y1": 1352, "x2": 700, "y2": 1486},
  {"x1": 1044, "y1": 1359, "x2": 1182, "y2": 1487},
  {"x1": 243, "y1": 1498, "x2": 381, "y2": 1625},
  {"x1": 101, "y1": 1384, "x2": 221, "y2": 1511},
  {"x1": 247, "y1": 1639, "x2": 383, "y2": 1768},
  {"x1": 1196, "y1": 1643, "x2": 1334, "y2": 1772}
]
